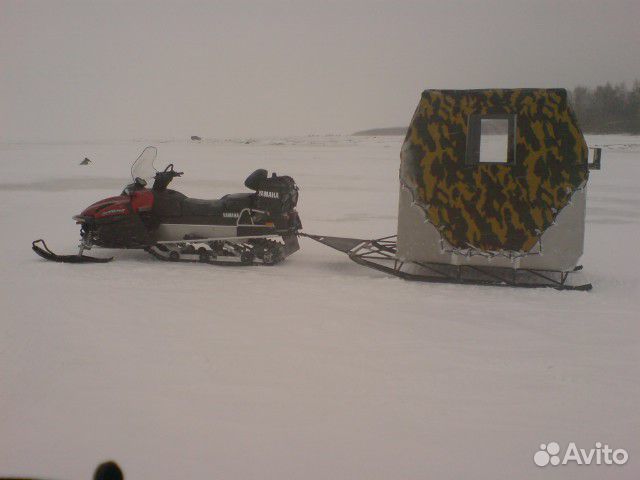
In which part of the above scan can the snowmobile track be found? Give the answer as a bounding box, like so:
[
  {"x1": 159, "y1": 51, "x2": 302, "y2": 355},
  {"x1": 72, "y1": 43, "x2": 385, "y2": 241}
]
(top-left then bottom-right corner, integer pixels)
[{"x1": 144, "y1": 239, "x2": 287, "y2": 267}]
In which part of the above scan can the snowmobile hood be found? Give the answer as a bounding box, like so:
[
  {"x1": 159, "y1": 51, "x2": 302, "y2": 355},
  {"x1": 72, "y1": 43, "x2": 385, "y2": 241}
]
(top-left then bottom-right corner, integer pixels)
[{"x1": 80, "y1": 195, "x2": 131, "y2": 219}]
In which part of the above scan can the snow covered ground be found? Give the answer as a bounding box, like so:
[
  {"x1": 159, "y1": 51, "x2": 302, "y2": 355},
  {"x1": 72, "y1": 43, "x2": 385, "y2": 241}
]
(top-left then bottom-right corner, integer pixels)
[{"x1": 1, "y1": 135, "x2": 638, "y2": 479}]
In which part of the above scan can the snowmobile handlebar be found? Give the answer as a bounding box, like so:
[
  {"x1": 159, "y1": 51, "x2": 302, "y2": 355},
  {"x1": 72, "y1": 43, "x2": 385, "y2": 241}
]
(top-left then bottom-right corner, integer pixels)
[
  {"x1": 160, "y1": 163, "x2": 183, "y2": 177},
  {"x1": 152, "y1": 164, "x2": 183, "y2": 191}
]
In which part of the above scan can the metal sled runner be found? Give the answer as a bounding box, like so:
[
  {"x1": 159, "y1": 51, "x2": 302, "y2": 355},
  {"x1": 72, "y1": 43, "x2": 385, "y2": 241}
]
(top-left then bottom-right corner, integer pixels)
[{"x1": 302, "y1": 234, "x2": 592, "y2": 291}]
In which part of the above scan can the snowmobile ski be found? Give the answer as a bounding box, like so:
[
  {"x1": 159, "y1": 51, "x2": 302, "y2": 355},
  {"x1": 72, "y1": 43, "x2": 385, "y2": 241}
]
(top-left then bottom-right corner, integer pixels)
[{"x1": 32, "y1": 239, "x2": 113, "y2": 264}]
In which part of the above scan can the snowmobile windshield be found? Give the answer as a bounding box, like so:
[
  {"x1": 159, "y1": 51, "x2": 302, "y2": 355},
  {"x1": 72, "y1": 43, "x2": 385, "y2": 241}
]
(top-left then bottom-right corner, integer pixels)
[{"x1": 130, "y1": 146, "x2": 158, "y2": 183}]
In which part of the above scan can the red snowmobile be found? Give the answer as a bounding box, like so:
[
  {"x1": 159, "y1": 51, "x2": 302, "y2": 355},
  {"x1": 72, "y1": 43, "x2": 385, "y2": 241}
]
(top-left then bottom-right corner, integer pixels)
[{"x1": 33, "y1": 146, "x2": 301, "y2": 265}]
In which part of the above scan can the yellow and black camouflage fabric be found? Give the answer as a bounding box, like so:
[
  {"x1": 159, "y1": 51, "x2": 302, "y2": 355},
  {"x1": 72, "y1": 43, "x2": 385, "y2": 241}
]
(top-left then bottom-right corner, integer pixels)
[{"x1": 400, "y1": 89, "x2": 588, "y2": 253}]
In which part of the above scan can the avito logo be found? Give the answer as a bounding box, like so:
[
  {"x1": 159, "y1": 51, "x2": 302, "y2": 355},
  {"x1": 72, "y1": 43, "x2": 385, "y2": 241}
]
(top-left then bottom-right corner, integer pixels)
[{"x1": 534, "y1": 442, "x2": 629, "y2": 467}]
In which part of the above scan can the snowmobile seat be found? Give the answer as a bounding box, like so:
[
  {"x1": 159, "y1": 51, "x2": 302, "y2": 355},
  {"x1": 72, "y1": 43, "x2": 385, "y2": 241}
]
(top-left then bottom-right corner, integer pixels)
[
  {"x1": 221, "y1": 193, "x2": 254, "y2": 210},
  {"x1": 181, "y1": 198, "x2": 225, "y2": 216},
  {"x1": 153, "y1": 189, "x2": 186, "y2": 216}
]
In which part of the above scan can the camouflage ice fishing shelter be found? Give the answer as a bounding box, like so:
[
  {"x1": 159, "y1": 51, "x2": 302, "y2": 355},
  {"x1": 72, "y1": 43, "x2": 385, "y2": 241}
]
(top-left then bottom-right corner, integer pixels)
[{"x1": 398, "y1": 88, "x2": 595, "y2": 271}]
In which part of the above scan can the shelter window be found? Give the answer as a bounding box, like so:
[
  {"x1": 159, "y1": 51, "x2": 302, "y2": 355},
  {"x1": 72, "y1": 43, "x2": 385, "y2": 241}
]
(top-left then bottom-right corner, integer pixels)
[{"x1": 465, "y1": 114, "x2": 516, "y2": 165}]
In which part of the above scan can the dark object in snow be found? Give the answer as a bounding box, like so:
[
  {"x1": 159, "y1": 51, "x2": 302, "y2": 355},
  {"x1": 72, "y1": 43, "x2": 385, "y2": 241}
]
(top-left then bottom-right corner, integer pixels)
[
  {"x1": 80, "y1": 157, "x2": 91, "y2": 165},
  {"x1": 94, "y1": 461, "x2": 123, "y2": 480},
  {"x1": 33, "y1": 146, "x2": 301, "y2": 266},
  {"x1": 190, "y1": 135, "x2": 202, "y2": 141}
]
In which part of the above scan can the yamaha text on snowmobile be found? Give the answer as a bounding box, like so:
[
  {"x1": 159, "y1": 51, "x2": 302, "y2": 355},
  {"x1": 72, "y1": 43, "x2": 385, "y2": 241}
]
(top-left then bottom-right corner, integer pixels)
[{"x1": 33, "y1": 146, "x2": 302, "y2": 265}]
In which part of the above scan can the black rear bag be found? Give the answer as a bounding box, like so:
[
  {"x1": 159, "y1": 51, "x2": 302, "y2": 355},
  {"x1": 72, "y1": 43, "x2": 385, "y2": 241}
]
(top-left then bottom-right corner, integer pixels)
[{"x1": 254, "y1": 174, "x2": 298, "y2": 214}]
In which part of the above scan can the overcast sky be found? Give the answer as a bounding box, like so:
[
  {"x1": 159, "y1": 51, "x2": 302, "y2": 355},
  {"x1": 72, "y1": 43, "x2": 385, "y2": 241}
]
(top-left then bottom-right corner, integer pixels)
[{"x1": 1, "y1": 0, "x2": 639, "y2": 141}]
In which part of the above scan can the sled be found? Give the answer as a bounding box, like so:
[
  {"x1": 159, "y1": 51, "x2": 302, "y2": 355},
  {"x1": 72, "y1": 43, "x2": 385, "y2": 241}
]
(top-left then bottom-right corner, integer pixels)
[{"x1": 302, "y1": 234, "x2": 592, "y2": 291}]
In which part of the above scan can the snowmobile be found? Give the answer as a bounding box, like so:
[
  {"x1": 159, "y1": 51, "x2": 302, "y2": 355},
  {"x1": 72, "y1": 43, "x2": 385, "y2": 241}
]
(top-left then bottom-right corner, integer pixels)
[{"x1": 33, "y1": 146, "x2": 302, "y2": 265}]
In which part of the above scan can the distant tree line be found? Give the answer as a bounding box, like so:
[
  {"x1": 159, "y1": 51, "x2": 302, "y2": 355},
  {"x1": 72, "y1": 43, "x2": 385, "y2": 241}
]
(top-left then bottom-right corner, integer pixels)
[
  {"x1": 571, "y1": 81, "x2": 640, "y2": 134},
  {"x1": 353, "y1": 83, "x2": 640, "y2": 136}
]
